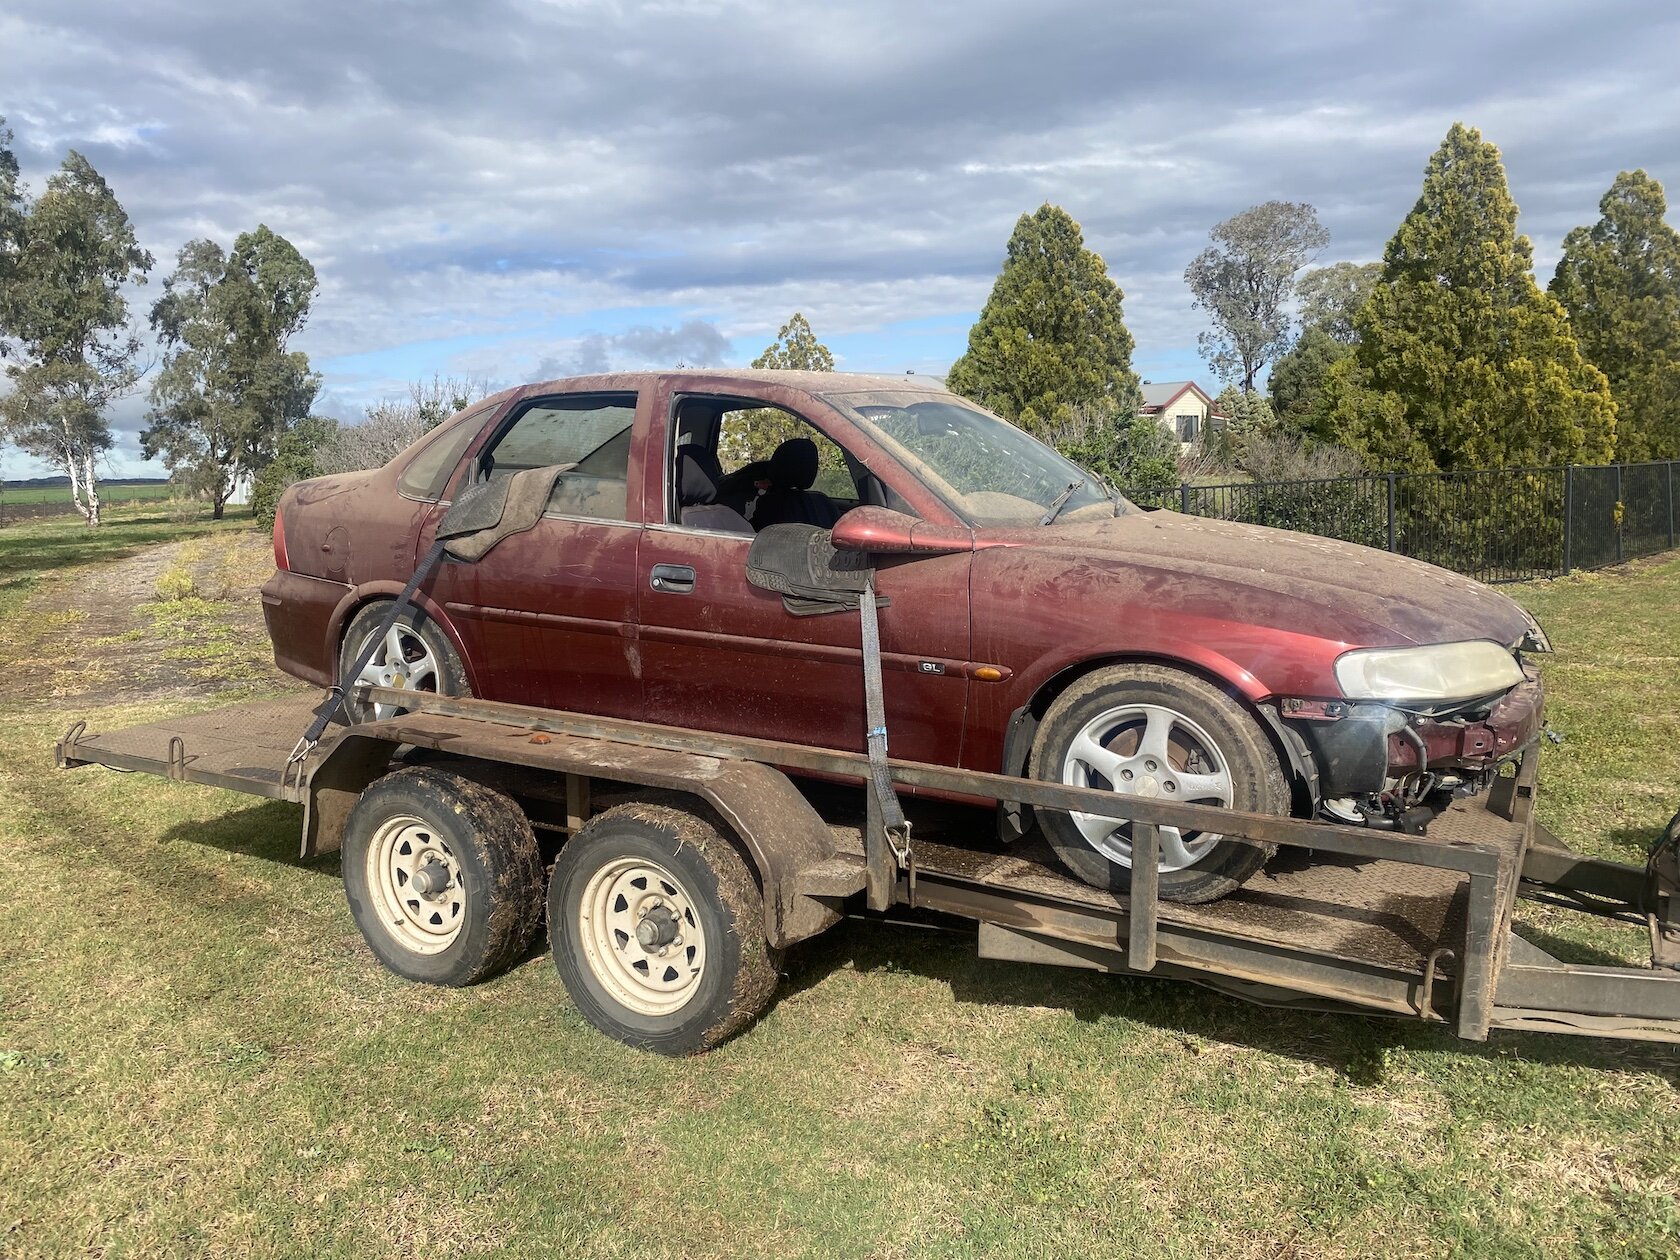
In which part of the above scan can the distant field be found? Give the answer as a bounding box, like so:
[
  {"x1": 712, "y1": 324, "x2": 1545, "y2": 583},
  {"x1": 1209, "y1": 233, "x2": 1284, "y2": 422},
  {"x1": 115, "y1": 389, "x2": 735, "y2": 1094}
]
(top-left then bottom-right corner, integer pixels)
[{"x1": 1, "y1": 481, "x2": 173, "y2": 505}]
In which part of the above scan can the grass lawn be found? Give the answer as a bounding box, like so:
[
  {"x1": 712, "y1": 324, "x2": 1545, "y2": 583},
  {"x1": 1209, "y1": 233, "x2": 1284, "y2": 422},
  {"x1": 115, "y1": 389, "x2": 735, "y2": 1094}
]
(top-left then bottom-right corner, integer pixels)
[
  {"x1": 0, "y1": 479, "x2": 174, "y2": 505},
  {"x1": 1, "y1": 512, "x2": 1676, "y2": 1258}
]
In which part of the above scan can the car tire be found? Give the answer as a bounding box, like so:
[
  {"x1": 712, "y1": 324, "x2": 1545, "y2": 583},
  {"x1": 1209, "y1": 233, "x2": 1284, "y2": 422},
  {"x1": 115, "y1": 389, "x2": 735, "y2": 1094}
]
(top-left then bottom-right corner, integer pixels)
[
  {"x1": 1031, "y1": 663, "x2": 1288, "y2": 903},
  {"x1": 549, "y1": 801, "x2": 781, "y2": 1055},
  {"x1": 342, "y1": 767, "x2": 544, "y2": 986},
  {"x1": 337, "y1": 600, "x2": 470, "y2": 724}
]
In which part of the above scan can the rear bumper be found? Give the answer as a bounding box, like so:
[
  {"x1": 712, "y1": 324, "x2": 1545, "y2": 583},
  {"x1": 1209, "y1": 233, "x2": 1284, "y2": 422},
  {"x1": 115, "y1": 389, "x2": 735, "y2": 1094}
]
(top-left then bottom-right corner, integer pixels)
[{"x1": 261, "y1": 569, "x2": 348, "y2": 689}]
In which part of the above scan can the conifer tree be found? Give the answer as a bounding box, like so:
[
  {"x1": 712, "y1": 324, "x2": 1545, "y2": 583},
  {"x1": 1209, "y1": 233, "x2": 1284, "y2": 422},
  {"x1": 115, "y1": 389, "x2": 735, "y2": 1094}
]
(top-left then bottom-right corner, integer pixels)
[
  {"x1": 1323, "y1": 124, "x2": 1615, "y2": 471},
  {"x1": 947, "y1": 204, "x2": 1140, "y2": 435},
  {"x1": 1550, "y1": 170, "x2": 1680, "y2": 460}
]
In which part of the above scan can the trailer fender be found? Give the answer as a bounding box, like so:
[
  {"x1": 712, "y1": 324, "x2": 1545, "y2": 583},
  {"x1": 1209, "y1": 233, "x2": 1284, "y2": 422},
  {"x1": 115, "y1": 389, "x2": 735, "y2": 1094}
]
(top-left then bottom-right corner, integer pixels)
[{"x1": 300, "y1": 727, "x2": 844, "y2": 949}]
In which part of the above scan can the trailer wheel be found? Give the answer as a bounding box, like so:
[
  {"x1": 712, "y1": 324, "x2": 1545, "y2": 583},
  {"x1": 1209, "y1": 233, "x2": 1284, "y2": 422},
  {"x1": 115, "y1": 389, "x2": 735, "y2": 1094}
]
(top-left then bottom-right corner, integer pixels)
[
  {"x1": 339, "y1": 601, "x2": 470, "y2": 723},
  {"x1": 548, "y1": 803, "x2": 780, "y2": 1055},
  {"x1": 342, "y1": 767, "x2": 543, "y2": 986},
  {"x1": 1032, "y1": 663, "x2": 1288, "y2": 903}
]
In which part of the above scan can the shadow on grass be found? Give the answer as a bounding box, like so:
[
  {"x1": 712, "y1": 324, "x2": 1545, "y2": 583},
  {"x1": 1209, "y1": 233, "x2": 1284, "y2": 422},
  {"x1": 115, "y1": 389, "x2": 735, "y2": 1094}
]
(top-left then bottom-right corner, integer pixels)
[
  {"x1": 161, "y1": 799, "x2": 339, "y2": 877},
  {"x1": 778, "y1": 915, "x2": 1680, "y2": 1083}
]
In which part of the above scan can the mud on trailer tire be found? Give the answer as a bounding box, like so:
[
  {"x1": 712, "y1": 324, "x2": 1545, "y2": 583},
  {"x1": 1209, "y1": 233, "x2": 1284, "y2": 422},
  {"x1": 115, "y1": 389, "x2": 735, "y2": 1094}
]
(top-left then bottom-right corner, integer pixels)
[
  {"x1": 549, "y1": 801, "x2": 782, "y2": 1055},
  {"x1": 342, "y1": 766, "x2": 544, "y2": 986}
]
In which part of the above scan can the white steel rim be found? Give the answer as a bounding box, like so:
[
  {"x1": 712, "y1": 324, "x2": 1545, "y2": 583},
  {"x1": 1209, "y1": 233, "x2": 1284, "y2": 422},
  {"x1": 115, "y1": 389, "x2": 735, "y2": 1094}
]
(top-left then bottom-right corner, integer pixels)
[
  {"x1": 354, "y1": 622, "x2": 440, "y2": 719},
  {"x1": 365, "y1": 814, "x2": 466, "y2": 954},
  {"x1": 1061, "y1": 702, "x2": 1235, "y2": 872},
  {"x1": 576, "y1": 858, "x2": 707, "y2": 1017}
]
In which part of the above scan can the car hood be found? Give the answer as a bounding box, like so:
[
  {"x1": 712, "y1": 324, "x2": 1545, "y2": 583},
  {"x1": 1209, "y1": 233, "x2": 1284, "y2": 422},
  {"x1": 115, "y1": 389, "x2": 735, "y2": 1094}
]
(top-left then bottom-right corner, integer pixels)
[{"x1": 987, "y1": 509, "x2": 1535, "y2": 649}]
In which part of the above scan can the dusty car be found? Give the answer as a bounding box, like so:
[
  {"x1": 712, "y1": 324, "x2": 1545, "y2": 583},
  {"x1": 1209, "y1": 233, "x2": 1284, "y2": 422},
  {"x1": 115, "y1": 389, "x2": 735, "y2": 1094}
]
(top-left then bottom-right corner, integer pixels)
[{"x1": 263, "y1": 370, "x2": 1546, "y2": 902}]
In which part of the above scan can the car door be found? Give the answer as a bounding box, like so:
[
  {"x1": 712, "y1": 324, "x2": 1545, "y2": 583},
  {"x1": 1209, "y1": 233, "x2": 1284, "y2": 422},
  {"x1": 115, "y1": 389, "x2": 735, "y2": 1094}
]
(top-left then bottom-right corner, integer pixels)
[
  {"x1": 635, "y1": 386, "x2": 972, "y2": 767},
  {"x1": 419, "y1": 389, "x2": 646, "y2": 719}
]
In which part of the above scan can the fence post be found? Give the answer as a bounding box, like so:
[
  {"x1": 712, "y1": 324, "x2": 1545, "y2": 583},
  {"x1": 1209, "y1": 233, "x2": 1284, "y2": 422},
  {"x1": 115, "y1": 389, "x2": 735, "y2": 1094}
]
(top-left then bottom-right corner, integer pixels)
[
  {"x1": 1562, "y1": 464, "x2": 1574, "y2": 576},
  {"x1": 1385, "y1": 472, "x2": 1397, "y2": 553},
  {"x1": 1615, "y1": 463, "x2": 1625, "y2": 566},
  {"x1": 1179, "y1": 482, "x2": 1190, "y2": 514},
  {"x1": 1668, "y1": 461, "x2": 1676, "y2": 552}
]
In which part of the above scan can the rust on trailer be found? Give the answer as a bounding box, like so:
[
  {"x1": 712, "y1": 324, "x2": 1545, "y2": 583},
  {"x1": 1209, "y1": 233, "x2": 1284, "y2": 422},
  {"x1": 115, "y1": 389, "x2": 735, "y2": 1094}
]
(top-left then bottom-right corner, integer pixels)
[{"x1": 52, "y1": 686, "x2": 1680, "y2": 1045}]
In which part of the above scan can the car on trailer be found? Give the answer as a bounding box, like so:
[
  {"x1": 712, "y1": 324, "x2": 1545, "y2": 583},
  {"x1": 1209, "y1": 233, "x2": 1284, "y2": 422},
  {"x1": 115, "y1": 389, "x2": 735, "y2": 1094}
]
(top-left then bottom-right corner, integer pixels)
[{"x1": 262, "y1": 370, "x2": 1549, "y2": 905}]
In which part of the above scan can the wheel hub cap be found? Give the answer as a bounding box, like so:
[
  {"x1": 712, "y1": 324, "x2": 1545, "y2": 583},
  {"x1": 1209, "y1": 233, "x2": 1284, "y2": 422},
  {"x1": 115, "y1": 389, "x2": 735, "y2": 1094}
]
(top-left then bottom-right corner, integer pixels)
[
  {"x1": 411, "y1": 860, "x2": 451, "y2": 897},
  {"x1": 635, "y1": 904, "x2": 680, "y2": 951}
]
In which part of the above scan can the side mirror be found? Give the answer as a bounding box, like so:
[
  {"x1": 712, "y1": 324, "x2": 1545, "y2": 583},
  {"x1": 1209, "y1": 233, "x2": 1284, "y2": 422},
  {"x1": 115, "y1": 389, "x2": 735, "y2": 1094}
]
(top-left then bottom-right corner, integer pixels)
[{"x1": 831, "y1": 506, "x2": 974, "y2": 556}]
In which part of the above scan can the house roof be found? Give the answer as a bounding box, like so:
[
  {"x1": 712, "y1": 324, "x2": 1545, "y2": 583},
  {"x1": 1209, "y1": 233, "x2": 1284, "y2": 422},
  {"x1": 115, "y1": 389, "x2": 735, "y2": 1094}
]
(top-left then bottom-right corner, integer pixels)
[{"x1": 1138, "y1": 380, "x2": 1217, "y2": 413}]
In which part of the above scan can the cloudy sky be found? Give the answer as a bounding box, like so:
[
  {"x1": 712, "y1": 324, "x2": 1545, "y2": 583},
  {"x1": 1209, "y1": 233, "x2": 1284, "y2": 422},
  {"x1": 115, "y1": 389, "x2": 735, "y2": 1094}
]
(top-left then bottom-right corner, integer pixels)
[{"x1": 3, "y1": 0, "x2": 1678, "y2": 477}]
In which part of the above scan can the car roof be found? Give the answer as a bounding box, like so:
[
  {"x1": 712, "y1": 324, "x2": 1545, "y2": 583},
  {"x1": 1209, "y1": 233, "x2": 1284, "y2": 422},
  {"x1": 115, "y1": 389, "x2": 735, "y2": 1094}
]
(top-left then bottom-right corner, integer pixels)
[{"x1": 483, "y1": 368, "x2": 950, "y2": 409}]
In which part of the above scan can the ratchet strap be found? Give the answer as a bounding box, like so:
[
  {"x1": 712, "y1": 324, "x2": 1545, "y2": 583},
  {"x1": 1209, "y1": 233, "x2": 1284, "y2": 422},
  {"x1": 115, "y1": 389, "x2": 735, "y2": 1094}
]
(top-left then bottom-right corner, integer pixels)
[
  {"x1": 860, "y1": 578, "x2": 913, "y2": 909},
  {"x1": 289, "y1": 537, "x2": 449, "y2": 768}
]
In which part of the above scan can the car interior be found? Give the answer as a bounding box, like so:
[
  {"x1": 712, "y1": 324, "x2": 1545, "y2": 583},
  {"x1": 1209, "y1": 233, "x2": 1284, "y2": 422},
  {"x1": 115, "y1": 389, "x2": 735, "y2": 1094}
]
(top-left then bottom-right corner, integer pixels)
[{"x1": 669, "y1": 396, "x2": 904, "y2": 534}]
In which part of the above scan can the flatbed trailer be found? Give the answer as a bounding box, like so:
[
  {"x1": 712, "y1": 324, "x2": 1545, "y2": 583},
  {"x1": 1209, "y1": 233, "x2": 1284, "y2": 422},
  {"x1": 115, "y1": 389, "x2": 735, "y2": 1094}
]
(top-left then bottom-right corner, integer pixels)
[{"x1": 56, "y1": 685, "x2": 1680, "y2": 1052}]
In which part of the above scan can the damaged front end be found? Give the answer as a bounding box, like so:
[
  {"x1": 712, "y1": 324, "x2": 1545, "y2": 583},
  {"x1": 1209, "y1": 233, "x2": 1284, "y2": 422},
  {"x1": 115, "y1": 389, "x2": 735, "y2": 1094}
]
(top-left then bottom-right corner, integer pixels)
[{"x1": 1280, "y1": 636, "x2": 1547, "y2": 834}]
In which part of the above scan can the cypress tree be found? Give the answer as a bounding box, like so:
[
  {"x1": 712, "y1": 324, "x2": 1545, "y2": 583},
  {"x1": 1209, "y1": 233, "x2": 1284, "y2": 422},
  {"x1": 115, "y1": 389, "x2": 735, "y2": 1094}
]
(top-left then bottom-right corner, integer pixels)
[
  {"x1": 1323, "y1": 124, "x2": 1615, "y2": 471},
  {"x1": 1550, "y1": 170, "x2": 1680, "y2": 460},
  {"x1": 947, "y1": 204, "x2": 1140, "y2": 435}
]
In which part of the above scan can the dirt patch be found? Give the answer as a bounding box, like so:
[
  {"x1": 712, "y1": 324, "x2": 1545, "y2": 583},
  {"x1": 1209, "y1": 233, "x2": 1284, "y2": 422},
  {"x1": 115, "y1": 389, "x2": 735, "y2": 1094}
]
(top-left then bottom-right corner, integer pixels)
[{"x1": 0, "y1": 532, "x2": 294, "y2": 706}]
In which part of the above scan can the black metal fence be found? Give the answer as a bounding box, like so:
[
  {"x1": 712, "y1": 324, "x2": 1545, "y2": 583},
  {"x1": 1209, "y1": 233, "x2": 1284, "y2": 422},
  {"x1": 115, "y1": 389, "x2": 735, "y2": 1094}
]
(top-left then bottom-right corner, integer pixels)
[{"x1": 1122, "y1": 462, "x2": 1680, "y2": 584}]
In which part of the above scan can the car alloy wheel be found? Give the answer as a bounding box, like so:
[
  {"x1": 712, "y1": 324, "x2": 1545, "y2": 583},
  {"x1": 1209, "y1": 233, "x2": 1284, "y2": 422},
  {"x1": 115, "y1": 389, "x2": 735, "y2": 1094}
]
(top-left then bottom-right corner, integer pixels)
[{"x1": 1061, "y1": 702, "x2": 1236, "y2": 872}]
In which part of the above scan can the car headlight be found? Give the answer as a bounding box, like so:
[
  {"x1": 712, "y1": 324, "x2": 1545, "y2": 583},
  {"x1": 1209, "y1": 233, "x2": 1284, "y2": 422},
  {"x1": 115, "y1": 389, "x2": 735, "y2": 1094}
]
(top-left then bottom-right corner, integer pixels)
[{"x1": 1334, "y1": 641, "x2": 1526, "y2": 703}]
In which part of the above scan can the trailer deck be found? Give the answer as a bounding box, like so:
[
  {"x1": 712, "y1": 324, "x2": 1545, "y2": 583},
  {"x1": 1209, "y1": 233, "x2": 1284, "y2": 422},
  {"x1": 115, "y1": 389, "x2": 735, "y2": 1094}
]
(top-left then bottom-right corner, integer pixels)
[{"x1": 56, "y1": 687, "x2": 1680, "y2": 1047}]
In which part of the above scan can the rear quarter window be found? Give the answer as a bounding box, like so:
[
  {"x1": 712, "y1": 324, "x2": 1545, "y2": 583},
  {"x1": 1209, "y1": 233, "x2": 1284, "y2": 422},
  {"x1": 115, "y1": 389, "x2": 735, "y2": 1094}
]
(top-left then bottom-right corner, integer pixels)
[{"x1": 396, "y1": 407, "x2": 491, "y2": 501}]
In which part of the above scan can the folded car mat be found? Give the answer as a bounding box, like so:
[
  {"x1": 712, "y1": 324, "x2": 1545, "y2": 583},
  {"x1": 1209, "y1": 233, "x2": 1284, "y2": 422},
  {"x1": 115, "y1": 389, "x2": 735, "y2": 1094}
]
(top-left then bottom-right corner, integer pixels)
[
  {"x1": 745, "y1": 522, "x2": 886, "y2": 617},
  {"x1": 439, "y1": 463, "x2": 575, "y2": 562}
]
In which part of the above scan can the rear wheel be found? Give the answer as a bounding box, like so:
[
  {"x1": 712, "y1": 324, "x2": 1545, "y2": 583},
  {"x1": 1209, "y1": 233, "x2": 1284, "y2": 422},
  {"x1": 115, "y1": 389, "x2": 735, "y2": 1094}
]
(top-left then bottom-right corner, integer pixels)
[
  {"x1": 338, "y1": 601, "x2": 469, "y2": 723},
  {"x1": 549, "y1": 802, "x2": 780, "y2": 1055},
  {"x1": 1032, "y1": 664, "x2": 1288, "y2": 903}
]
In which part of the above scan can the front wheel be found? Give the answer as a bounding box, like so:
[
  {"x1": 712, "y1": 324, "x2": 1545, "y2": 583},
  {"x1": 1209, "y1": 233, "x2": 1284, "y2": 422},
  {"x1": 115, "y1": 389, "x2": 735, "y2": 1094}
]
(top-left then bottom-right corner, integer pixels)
[
  {"x1": 1032, "y1": 664, "x2": 1289, "y2": 903},
  {"x1": 549, "y1": 801, "x2": 781, "y2": 1055}
]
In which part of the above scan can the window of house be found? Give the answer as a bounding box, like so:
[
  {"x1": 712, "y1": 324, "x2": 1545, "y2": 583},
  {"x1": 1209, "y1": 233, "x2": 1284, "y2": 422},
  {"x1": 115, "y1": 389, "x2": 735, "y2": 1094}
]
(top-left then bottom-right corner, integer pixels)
[
  {"x1": 479, "y1": 393, "x2": 638, "y2": 521},
  {"x1": 1175, "y1": 413, "x2": 1200, "y2": 442}
]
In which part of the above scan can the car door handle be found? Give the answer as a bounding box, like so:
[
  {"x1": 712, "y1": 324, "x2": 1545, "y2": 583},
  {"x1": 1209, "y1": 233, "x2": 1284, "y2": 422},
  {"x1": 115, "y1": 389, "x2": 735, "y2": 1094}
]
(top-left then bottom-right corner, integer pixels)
[{"x1": 649, "y1": 563, "x2": 696, "y2": 594}]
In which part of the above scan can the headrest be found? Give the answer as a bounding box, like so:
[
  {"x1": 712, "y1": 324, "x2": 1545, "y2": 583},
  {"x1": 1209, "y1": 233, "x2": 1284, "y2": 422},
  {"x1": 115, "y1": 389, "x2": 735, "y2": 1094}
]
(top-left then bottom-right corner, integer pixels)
[
  {"x1": 768, "y1": 437, "x2": 820, "y2": 490},
  {"x1": 676, "y1": 444, "x2": 724, "y2": 507}
]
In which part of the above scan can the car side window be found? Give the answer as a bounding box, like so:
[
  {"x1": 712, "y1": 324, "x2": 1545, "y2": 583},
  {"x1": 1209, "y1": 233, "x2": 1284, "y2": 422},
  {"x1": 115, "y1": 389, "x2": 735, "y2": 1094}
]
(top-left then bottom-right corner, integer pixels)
[
  {"x1": 395, "y1": 405, "x2": 491, "y2": 501},
  {"x1": 717, "y1": 405, "x2": 856, "y2": 501},
  {"x1": 480, "y1": 393, "x2": 638, "y2": 521}
]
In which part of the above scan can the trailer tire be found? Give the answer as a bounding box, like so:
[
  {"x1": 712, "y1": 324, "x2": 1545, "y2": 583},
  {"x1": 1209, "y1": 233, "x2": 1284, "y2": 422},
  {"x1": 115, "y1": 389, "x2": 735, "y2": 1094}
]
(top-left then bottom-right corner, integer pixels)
[
  {"x1": 342, "y1": 767, "x2": 543, "y2": 986},
  {"x1": 549, "y1": 802, "x2": 781, "y2": 1055},
  {"x1": 338, "y1": 601, "x2": 470, "y2": 724},
  {"x1": 1032, "y1": 663, "x2": 1287, "y2": 903}
]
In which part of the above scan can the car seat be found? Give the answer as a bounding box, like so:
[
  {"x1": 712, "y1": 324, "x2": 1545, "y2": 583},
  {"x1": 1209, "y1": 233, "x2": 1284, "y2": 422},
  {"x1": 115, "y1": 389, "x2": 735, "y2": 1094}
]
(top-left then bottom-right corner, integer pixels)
[
  {"x1": 676, "y1": 445, "x2": 754, "y2": 534},
  {"x1": 751, "y1": 438, "x2": 841, "y2": 529}
]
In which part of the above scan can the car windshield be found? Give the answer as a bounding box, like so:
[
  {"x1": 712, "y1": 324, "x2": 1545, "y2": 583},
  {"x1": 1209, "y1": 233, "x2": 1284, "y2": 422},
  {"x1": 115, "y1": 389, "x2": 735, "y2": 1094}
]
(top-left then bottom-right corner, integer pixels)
[{"x1": 824, "y1": 391, "x2": 1125, "y2": 526}]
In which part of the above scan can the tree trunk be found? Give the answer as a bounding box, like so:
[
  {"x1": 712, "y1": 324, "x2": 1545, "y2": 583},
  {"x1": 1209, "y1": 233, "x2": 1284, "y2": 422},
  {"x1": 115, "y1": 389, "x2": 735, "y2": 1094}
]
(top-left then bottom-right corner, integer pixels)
[
  {"x1": 212, "y1": 497, "x2": 225, "y2": 521},
  {"x1": 64, "y1": 451, "x2": 86, "y2": 519},
  {"x1": 82, "y1": 453, "x2": 100, "y2": 527}
]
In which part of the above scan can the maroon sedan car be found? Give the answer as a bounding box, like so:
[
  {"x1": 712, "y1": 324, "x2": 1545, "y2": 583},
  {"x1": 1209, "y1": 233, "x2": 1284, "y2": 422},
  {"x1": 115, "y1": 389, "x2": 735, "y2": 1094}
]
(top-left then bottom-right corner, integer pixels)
[{"x1": 264, "y1": 370, "x2": 1547, "y2": 902}]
